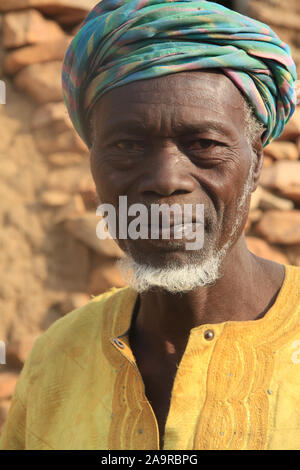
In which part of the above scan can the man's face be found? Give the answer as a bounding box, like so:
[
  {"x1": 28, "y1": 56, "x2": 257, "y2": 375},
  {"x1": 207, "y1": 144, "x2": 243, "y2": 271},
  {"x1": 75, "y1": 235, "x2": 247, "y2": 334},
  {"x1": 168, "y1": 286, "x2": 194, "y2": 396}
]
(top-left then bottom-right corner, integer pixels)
[{"x1": 90, "y1": 71, "x2": 257, "y2": 281}]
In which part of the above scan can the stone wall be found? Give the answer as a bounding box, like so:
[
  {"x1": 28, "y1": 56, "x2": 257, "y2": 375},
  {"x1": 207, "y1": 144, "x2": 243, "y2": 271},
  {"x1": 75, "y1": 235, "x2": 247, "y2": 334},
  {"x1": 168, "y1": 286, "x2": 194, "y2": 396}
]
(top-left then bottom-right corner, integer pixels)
[
  {"x1": 0, "y1": 0, "x2": 300, "y2": 433},
  {"x1": 0, "y1": 1, "x2": 126, "y2": 432}
]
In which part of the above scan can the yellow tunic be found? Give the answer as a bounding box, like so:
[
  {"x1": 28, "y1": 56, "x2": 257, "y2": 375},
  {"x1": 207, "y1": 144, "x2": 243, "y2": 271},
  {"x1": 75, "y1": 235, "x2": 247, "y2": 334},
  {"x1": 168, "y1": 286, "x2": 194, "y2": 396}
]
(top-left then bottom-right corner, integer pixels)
[{"x1": 0, "y1": 264, "x2": 299, "y2": 450}]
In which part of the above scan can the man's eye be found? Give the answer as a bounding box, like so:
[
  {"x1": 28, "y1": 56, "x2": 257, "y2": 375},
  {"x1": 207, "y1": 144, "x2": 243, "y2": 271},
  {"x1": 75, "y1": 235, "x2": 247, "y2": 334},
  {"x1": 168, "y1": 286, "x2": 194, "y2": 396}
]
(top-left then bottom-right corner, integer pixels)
[
  {"x1": 187, "y1": 139, "x2": 218, "y2": 150},
  {"x1": 115, "y1": 140, "x2": 144, "y2": 151}
]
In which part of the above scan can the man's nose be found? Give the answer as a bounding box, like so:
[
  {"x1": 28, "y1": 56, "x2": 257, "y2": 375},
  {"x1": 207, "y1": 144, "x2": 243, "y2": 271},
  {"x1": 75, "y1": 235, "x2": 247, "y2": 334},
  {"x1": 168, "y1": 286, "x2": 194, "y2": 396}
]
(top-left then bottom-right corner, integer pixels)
[{"x1": 137, "y1": 145, "x2": 196, "y2": 198}]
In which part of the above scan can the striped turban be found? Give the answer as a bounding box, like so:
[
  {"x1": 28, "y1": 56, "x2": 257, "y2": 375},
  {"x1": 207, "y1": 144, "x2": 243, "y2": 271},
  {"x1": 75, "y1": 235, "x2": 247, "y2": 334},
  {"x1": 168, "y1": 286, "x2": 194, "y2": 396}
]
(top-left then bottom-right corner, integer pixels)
[{"x1": 62, "y1": 0, "x2": 297, "y2": 148}]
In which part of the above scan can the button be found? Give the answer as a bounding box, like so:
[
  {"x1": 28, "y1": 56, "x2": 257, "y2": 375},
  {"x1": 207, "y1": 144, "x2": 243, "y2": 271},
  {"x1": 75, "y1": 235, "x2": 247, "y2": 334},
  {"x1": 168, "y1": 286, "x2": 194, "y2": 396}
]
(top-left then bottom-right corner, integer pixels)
[
  {"x1": 113, "y1": 338, "x2": 125, "y2": 349},
  {"x1": 204, "y1": 329, "x2": 214, "y2": 341}
]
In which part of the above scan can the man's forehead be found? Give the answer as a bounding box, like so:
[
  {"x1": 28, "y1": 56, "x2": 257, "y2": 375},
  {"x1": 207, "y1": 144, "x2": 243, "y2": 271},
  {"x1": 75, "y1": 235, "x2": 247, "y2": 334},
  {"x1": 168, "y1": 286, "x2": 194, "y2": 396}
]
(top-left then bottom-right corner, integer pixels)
[
  {"x1": 95, "y1": 71, "x2": 244, "y2": 108},
  {"x1": 91, "y1": 70, "x2": 246, "y2": 134}
]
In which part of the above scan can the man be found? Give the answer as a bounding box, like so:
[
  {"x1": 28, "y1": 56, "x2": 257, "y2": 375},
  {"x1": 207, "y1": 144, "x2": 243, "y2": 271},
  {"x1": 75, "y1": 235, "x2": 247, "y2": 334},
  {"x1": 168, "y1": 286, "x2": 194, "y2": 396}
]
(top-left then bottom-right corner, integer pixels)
[{"x1": 0, "y1": 0, "x2": 299, "y2": 450}]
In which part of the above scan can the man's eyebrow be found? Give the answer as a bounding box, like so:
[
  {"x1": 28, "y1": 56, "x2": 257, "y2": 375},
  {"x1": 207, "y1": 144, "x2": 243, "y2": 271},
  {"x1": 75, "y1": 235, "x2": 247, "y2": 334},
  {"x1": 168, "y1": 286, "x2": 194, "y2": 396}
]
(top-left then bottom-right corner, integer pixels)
[
  {"x1": 174, "y1": 120, "x2": 234, "y2": 136},
  {"x1": 97, "y1": 118, "x2": 234, "y2": 139}
]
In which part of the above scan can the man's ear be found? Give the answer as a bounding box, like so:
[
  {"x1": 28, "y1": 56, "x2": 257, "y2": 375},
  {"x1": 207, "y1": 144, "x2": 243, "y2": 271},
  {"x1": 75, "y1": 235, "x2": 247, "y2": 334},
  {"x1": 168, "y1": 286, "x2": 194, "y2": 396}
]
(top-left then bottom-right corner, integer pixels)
[{"x1": 251, "y1": 134, "x2": 264, "y2": 193}]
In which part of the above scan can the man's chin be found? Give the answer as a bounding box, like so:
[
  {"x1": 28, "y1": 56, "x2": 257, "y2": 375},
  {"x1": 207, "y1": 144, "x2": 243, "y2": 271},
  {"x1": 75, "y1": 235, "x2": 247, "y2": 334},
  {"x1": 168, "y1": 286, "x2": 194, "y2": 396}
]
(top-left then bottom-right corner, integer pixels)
[{"x1": 117, "y1": 247, "x2": 226, "y2": 294}]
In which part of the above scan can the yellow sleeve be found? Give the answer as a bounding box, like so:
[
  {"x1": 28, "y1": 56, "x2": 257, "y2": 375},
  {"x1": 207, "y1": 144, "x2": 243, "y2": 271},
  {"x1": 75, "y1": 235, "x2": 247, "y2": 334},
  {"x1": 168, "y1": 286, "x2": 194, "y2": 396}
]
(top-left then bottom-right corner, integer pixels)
[
  {"x1": 0, "y1": 338, "x2": 40, "y2": 450},
  {"x1": 0, "y1": 393, "x2": 27, "y2": 449}
]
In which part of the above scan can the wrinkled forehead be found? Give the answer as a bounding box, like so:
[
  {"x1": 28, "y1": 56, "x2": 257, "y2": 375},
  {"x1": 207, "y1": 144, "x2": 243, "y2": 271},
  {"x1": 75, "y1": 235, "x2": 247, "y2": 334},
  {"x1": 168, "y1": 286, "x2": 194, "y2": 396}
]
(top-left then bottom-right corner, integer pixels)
[{"x1": 90, "y1": 70, "x2": 247, "y2": 136}]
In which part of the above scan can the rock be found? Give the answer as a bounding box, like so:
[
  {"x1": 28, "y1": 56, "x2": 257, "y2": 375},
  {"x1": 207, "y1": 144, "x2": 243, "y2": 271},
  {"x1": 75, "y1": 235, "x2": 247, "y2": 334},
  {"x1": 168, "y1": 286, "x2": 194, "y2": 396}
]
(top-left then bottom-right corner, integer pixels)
[
  {"x1": 14, "y1": 61, "x2": 63, "y2": 103},
  {"x1": 51, "y1": 10, "x2": 87, "y2": 26},
  {"x1": 47, "y1": 152, "x2": 86, "y2": 167},
  {"x1": 0, "y1": 1, "x2": 94, "y2": 26},
  {"x1": 6, "y1": 335, "x2": 39, "y2": 368},
  {"x1": 0, "y1": 372, "x2": 19, "y2": 400},
  {"x1": 296, "y1": 136, "x2": 300, "y2": 154},
  {"x1": 32, "y1": 103, "x2": 87, "y2": 154},
  {"x1": 259, "y1": 161, "x2": 300, "y2": 203},
  {"x1": 250, "y1": 186, "x2": 293, "y2": 216},
  {"x1": 5, "y1": 204, "x2": 44, "y2": 250},
  {"x1": 246, "y1": 236, "x2": 289, "y2": 264},
  {"x1": 258, "y1": 188, "x2": 294, "y2": 211},
  {"x1": 250, "y1": 186, "x2": 263, "y2": 211},
  {"x1": 262, "y1": 155, "x2": 274, "y2": 168},
  {"x1": 248, "y1": 209, "x2": 263, "y2": 223},
  {"x1": 245, "y1": 209, "x2": 263, "y2": 234},
  {"x1": 0, "y1": 16, "x2": 4, "y2": 78},
  {"x1": 46, "y1": 162, "x2": 94, "y2": 193},
  {"x1": 53, "y1": 194, "x2": 85, "y2": 224},
  {"x1": 40, "y1": 190, "x2": 71, "y2": 206},
  {"x1": 3, "y1": 9, "x2": 64, "y2": 48},
  {"x1": 59, "y1": 292, "x2": 90, "y2": 316},
  {"x1": 255, "y1": 210, "x2": 300, "y2": 245},
  {"x1": 34, "y1": 127, "x2": 87, "y2": 154},
  {"x1": 32, "y1": 102, "x2": 72, "y2": 133},
  {"x1": 32, "y1": 102, "x2": 87, "y2": 153},
  {"x1": 88, "y1": 261, "x2": 125, "y2": 295},
  {"x1": 279, "y1": 107, "x2": 300, "y2": 141},
  {"x1": 251, "y1": 2, "x2": 300, "y2": 31},
  {"x1": 278, "y1": 188, "x2": 300, "y2": 204},
  {"x1": 0, "y1": 399, "x2": 11, "y2": 433},
  {"x1": 64, "y1": 213, "x2": 125, "y2": 258},
  {"x1": 264, "y1": 141, "x2": 299, "y2": 161},
  {"x1": 4, "y1": 35, "x2": 72, "y2": 75},
  {"x1": 260, "y1": 161, "x2": 300, "y2": 189},
  {"x1": 0, "y1": 0, "x2": 96, "y2": 14}
]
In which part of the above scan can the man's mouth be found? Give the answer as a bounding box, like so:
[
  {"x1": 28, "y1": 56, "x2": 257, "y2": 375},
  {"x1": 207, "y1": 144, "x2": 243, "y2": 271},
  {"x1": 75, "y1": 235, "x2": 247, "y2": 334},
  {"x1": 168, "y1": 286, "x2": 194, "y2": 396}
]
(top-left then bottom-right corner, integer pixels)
[{"x1": 141, "y1": 221, "x2": 204, "y2": 240}]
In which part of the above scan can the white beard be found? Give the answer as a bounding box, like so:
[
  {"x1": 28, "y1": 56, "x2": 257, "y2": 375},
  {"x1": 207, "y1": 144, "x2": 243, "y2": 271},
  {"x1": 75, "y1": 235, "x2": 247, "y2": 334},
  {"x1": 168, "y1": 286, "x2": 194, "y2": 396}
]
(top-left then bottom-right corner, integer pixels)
[
  {"x1": 117, "y1": 158, "x2": 255, "y2": 294},
  {"x1": 117, "y1": 250, "x2": 225, "y2": 293}
]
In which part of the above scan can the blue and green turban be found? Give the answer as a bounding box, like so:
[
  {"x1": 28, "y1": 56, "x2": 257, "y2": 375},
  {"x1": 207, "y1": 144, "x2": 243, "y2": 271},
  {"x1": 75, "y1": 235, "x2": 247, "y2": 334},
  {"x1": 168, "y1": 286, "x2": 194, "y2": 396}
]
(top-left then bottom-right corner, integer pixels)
[{"x1": 62, "y1": 0, "x2": 297, "y2": 148}]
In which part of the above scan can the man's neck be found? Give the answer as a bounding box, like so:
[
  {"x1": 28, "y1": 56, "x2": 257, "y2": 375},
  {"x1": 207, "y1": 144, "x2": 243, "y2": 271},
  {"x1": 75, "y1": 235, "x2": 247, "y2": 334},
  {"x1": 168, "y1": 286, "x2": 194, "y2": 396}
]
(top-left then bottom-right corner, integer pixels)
[{"x1": 131, "y1": 236, "x2": 285, "y2": 361}]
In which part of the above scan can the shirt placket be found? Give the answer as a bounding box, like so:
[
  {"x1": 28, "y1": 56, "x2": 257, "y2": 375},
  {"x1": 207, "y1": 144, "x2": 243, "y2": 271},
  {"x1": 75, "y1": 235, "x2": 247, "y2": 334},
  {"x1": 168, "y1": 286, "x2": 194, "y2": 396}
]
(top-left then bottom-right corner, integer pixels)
[
  {"x1": 110, "y1": 335, "x2": 160, "y2": 450},
  {"x1": 162, "y1": 323, "x2": 223, "y2": 450}
]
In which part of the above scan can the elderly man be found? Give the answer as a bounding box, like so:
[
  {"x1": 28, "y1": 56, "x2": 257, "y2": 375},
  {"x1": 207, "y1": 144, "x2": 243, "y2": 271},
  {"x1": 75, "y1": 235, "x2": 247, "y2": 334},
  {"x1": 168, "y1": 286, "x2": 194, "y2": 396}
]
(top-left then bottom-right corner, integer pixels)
[{"x1": 1, "y1": 0, "x2": 299, "y2": 451}]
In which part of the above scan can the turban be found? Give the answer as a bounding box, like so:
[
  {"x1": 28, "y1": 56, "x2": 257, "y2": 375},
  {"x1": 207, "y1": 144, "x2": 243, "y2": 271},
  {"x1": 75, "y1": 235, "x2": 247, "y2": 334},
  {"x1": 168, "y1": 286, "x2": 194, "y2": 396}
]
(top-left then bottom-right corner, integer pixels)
[{"x1": 62, "y1": 0, "x2": 297, "y2": 148}]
